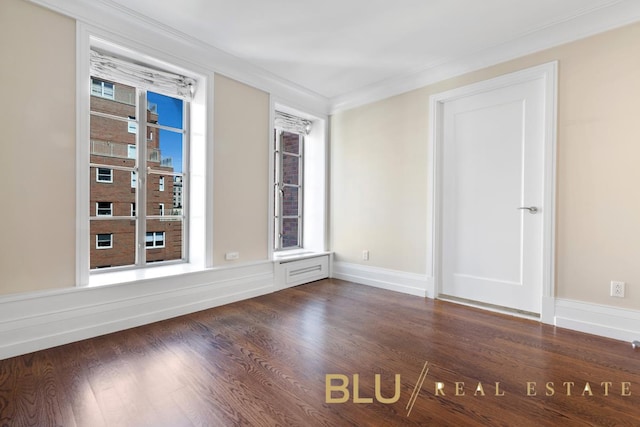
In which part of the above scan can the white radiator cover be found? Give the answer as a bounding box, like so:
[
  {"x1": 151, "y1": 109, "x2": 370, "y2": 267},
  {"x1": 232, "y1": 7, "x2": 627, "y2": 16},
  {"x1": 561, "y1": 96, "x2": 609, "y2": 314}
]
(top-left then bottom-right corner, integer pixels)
[{"x1": 275, "y1": 254, "x2": 330, "y2": 290}]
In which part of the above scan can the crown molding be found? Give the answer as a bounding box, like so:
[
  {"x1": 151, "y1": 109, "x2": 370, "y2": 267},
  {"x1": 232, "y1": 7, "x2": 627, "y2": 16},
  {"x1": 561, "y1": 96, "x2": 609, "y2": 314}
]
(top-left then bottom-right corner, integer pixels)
[
  {"x1": 28, "y1": 0, "x2": 331, "y2": 117},
  {"x1": 329, "y1": 0, "x2": 640, "y2": 114}
]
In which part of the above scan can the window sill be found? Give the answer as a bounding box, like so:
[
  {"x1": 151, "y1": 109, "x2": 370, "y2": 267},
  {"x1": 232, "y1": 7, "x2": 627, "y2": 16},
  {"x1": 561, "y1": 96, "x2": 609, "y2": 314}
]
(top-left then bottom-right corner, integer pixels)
[
  {"x1": 87, "y1": 262, "x2": 204, "y2": 288},
  {"x1": 273, "y1": 250, "x2": 331, "y2": 263}
]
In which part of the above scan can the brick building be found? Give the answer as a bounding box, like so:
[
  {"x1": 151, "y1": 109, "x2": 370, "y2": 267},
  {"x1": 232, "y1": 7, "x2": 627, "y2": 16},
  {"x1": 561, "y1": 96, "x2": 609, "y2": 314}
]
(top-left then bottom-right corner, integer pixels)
[{"x1": 90, "y1": 80, "x2": 182, "y2": 269}]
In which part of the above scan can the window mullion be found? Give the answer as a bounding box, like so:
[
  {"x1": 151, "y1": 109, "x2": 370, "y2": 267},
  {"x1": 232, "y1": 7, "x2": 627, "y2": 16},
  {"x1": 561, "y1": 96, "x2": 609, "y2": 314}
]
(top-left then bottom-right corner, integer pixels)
[
  {"x1": 136, "y1": 89, "x2": 148, "y2": 266},
  {"x1": 182, "y1": 100, "x2": 190, "y2": 261},
  {"x1": 298, "y1": 134, "x2": 304, "y2": 248}
]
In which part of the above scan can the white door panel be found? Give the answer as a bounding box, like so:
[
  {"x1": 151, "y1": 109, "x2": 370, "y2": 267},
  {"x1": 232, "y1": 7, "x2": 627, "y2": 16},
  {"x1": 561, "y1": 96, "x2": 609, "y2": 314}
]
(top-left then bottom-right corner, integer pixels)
[{"x1": 441, "y1": 79, "x2": 544, "y2": 313}]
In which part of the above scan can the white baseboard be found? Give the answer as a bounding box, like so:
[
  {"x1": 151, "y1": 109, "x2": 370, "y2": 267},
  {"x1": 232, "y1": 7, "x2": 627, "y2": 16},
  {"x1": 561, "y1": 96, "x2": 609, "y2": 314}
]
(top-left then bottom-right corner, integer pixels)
[
  {"x1": 332, "y1": 261, "x2": 431, "y2": 297},
  {"x1": 0, "y1": 262, "x2": 275, "y2": 360},
  {"x1": 554, "y1": 299, "x2": 640, "y2": 344},
  {"x1": 333, "y1": 262, "x2": 639, "y2": 344}
]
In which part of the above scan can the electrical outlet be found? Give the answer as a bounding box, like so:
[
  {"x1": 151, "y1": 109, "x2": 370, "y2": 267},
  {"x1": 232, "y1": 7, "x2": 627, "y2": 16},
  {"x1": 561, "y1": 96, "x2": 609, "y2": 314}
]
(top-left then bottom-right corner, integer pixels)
[
  {"x1": 362, "y1": 250, "x2": 369, "y2": 261},
  {"x1": 225, "y1": 252, "x2": 239, "y2": 261},
  {"x1": 610, "y1": 281, "x2": 625, "y2": 298}
]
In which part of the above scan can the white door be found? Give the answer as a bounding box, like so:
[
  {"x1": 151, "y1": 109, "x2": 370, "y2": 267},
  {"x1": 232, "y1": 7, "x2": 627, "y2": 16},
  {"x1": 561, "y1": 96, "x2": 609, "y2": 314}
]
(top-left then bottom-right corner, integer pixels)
[{"x1": 440, "y1": 78, "x2": 545, "y2": 314}]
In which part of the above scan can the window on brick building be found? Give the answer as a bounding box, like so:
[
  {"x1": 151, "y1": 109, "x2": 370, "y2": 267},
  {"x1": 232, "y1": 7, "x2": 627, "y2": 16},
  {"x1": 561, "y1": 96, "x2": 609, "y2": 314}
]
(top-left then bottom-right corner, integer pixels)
[
  {"x1": 96, "y1": 167, "x2": 113, "y2": 183},
  {"x1": 91, "y1": 78, "x2": 114, "y2": 99},
  {"x1": 96, "y1": 202, "x2": 113, "y2": 216},
  {"x1": 146, "y1": 231, "x2": 165, "y2": 248},
  {"x1": 88, "y1": 48, "x2": 193, "y2": 271},
  {"x1": 96, "y1": 233, "x2": 113, "y2": 249}
]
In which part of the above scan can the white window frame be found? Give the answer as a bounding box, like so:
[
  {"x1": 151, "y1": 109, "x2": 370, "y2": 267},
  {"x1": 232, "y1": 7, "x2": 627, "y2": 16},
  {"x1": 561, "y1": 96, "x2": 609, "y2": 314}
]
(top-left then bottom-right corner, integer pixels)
[
  {"x1": 159, "y1": 176, "x2": 165, "y2": 192},
  {"x1": 131, "y1": 202, "x2": 136, "y2": 217},
  {"x1": 96, "y1": 167, "x2": 113, "y2": 183},
  {"x1": 159, "y1": 203, "x2": 165, "y2": 216},
  {"x1": 96, "y1": 202, "x2": 113, "y2": 216},
  {"x1": 96, "y1": 233, "x2": 113, "y2": 249}
]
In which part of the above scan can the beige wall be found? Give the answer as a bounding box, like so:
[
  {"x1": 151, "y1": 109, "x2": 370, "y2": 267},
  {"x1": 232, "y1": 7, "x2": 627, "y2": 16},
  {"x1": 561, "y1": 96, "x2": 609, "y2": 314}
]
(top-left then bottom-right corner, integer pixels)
[
  {"x1": 0, "y1": 0, "x2": 76, "y2": 295},
  {"x1": 213, "y1": 74, "x2": 270, "y2": 265},
  {"x1": 330, "y1": 91, "x2": 429, "y2": 273},
  {"x1": 331, "y1": 21, "x2": 640, "y2": 309}
]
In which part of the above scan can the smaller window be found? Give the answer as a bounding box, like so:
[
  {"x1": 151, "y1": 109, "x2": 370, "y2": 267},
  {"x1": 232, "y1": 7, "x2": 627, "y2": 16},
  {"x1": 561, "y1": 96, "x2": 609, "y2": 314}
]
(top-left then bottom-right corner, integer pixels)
[
  {"x1": 96, "y1": 202, "x2": 113, "y2": 216},
  {"x1": 96, "y1": 233, "x2": 113, "y2": 249},
  {"x1": 131, "y1": 171, "x2": 137, "y2": 188},
  {"x1": 91, "y1": 79, "x2": 114, "y2": 100},
  {"x1": 146, "y1": 231, "x2": 165, "y2": 248},
  {"x1": 131, "y1": 202, "x2": 136, "y2": 217},
  {"x1": 96, "y1": 167, "x2": 113, "y2": 183},
  {"x1": 159, "y1": 203, "x2": 165, "y2": 216},
  {"x1": 128, "y1": 144, "x2": 136, "y2": 159},
  {"x1": 159, "y1": 176, "x2": 165, "y2": 192},
  {"x1": 128, "y1": 116, "x2": 138, "y2": 134}
]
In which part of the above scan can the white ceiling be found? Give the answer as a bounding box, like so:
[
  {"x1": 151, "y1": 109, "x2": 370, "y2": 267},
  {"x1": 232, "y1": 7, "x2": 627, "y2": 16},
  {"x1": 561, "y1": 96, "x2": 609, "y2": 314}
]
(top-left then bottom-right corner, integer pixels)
[{"x1": 103, "y1": 0, "x2": 639, "y2": 100}]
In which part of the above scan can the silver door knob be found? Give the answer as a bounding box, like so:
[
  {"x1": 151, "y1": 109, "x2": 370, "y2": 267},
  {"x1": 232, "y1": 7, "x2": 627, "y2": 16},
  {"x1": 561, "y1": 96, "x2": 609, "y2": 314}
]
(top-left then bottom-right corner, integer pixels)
[{"x1": 517, "y1": 206, "x2": 538, "y2": 214}]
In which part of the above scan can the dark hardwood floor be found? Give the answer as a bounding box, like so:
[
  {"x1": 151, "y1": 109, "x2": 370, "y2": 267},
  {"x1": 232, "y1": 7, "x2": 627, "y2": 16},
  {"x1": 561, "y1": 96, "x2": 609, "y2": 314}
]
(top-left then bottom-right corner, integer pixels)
[{"x1": 1, "y1": 279, "x2": 639, "y2": 426}]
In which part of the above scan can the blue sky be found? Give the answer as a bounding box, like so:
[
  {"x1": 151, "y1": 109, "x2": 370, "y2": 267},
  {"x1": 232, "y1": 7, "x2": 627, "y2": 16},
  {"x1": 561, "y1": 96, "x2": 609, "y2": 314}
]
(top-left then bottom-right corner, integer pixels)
[{"x1": 148, "y1": 91, "x2": 184, "y2": 173}]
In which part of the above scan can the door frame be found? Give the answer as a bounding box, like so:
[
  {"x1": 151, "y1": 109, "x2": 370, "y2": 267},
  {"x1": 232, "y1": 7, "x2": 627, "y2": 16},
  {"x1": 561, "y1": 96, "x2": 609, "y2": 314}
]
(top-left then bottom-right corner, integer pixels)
[{"x1": 426, "y1": 62, "x2": 558, "y2": 324}]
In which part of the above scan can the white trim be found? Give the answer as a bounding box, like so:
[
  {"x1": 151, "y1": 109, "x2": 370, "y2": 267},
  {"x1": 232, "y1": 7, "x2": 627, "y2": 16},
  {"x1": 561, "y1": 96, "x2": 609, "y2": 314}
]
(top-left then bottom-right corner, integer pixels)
[
  {"x1": 0, "y1": 262, "x2": 275, "y2": 360},
  {"x1": 76, "y1": 22, "x2": 91, "y2": 286},
  {"x1": 329, "y1": 1, "x2": 640, "y2": 113},
  {"x1": 428, "y1": 62, "x2": 558, "y2": 324},
  {"x1": 555, "y1": 299, "x2": 640, "y2": 344},
  {"x1": 203, "y1": 75, "x2": 215, "y2": 269},
  {"x1": 332, "y1": 262, "x2": 432, "y2": 298}
]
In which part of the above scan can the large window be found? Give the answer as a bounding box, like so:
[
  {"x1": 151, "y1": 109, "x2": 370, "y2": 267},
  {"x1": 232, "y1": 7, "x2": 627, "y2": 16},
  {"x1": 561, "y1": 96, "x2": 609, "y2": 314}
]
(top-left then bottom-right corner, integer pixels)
[{"x1": 89, "y1": 50, "x2": 191, "y2": 271}]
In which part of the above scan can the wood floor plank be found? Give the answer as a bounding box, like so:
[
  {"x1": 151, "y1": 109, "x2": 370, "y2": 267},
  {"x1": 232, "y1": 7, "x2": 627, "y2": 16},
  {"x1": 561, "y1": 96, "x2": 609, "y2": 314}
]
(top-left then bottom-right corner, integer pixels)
[{"x1": 1, "y1": 279, "x2": 640, "y2": 426}]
